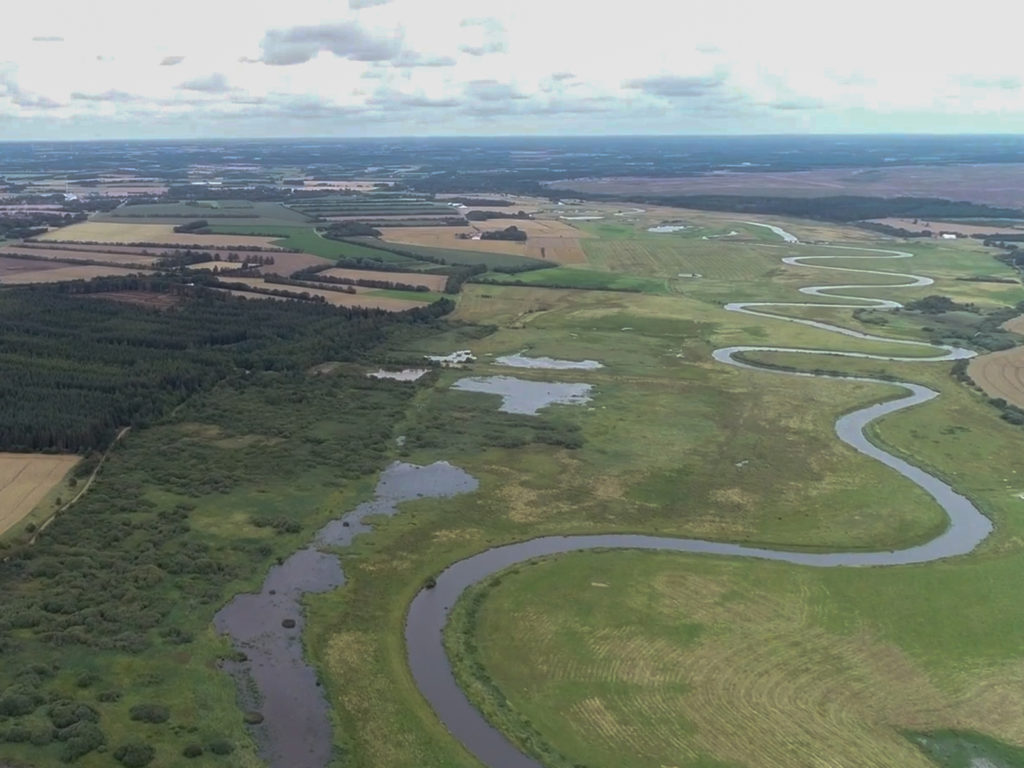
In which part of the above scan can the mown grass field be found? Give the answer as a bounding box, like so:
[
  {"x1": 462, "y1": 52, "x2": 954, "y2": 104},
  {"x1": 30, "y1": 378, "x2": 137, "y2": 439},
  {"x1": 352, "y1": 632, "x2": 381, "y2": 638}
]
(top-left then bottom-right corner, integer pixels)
[
  {"x1": 8, "y1": 204, "x2": 1024, "y2": 768},
  {"x1": 300, "y1": 223, "x2": 1024, "y2": 768}
]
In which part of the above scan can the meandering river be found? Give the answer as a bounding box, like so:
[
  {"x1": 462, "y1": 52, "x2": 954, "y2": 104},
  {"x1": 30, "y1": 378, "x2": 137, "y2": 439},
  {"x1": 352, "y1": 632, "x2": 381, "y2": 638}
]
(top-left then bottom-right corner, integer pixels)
[{"x1": 403, "y1": 224, "x2": 994, "y2": 768}]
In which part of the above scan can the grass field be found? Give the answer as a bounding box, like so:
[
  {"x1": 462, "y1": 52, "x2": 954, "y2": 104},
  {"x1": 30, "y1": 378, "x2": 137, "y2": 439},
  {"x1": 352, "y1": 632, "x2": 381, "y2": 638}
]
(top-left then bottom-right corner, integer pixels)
[
  {"x1": 95, "y1": 200, "x2": 312, "y2": 227},
  {"x1": 10, "y1": 204, "x2": 1024, "y2": 768},
  {"x1": 0, "y1": 453, "x2": 78, "y2": 535},
  {"x1": 449, "y1": 547, "x2": 1024, "y2": 768},
  {"x1": 475, "y1": 266, "x2": 672, "y2": 293}
]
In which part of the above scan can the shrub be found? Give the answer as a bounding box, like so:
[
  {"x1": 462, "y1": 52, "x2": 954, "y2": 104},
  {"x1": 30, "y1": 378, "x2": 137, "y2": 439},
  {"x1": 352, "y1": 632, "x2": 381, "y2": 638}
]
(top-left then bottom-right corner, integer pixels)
[
  {"x1": 208, "y1": 738, "x2": 235, "y2": 755},
  {"x1": 243, "y1": 710, "x2": 264, "y2": 724},
  {"x1": 57, "y1": 721, "x2": 105, "y2": 762},
  {"x1": 97, "y1": 690, "x2": 121, "y2": 702},
  {"x1": 129, "y1": 703, "x2": 169, "y2": 724},
  {"x1": 114, "y1": 742, "x2": 155, "y2": 767},
  {"x1": 182, "y1": 743, "x2": 204, "y2": 758},
  {"x1": 48, "y1": 701, "x2": 99, "y2": 728},
  {"x1": 0, "y1": 693, "x2": 36, "y2": 716}
]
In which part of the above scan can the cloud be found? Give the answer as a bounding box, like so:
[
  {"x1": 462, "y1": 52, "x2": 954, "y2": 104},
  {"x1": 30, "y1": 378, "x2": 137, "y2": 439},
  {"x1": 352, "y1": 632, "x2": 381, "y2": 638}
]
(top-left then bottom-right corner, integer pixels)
[
  {"x1": 459, "y1": 17, "x2": 507, "y2": 56},
  {"x1": 71, "y1": 90, "x2": 141, "y2": 103},
  {"x1": 12, "y1": 92, "x2": 62, "y2": 109},
  {"x1": 957, "y1": 74, "x2": 1021, "y2": 90},
  {"x1": 0, "y1": 71, "x2": 62, "y2": 110},
  {"x1": 258, "y1": 22, "x2": 402, "y2": 66},
  {"x1": 550, "y1": 72, "x2": 575, "y2": 81},
  {"x1": 465, "y1": 79, "x2": 525, "y2": 101},
  {"x1": 160, "y1": 56, "x2": 185, "y2": 66},
  {"x1": 349, "y1": 0, "x2": 392, "y2": 6},
  {"x1": 622, "y1": 72, "x2": 727, "y2": 97},
  {"x1": 177, "y1": 73, "x2": 233, "y2": 93},
  {"x1": 768, "y1": 97, "x2": 824, "y2": 111},
  {"x1": 368, "y1": 89, "x2": 460, "y2": 108},
  {"x1": 32, "y1": 36, "x2": 63, "y2": 43},
  {"x1": 391, "y1": 51, "x2": 456, "y2": 68}
]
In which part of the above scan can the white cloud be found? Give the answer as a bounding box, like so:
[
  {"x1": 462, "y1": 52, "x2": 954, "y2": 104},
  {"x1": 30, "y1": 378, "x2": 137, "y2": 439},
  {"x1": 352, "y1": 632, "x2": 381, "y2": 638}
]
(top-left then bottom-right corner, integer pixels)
[{"x1": 0, "y1": 0, "x2": 1023, "y2": 137}]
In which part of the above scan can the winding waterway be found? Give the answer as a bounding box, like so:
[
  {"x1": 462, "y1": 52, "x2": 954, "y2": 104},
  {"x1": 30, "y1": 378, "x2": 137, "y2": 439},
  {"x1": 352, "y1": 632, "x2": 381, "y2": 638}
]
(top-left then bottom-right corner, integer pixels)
[{"x1": 404, "y1": 224, "x2": 994, "y2": 768}]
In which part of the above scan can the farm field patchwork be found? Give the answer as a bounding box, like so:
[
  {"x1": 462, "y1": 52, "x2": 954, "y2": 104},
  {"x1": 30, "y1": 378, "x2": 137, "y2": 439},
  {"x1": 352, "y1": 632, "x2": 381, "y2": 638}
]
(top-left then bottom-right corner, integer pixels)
[{"x1": 0, "y1": 452, "x2": 79, "y2": 535}]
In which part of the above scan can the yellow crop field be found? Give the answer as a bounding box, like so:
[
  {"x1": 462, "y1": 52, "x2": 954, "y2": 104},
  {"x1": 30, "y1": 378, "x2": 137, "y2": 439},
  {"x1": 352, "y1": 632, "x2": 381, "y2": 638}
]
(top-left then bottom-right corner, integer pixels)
[
  {"x1": 0, "y1": 453, "x2": 79, "y2": 535},
  {"x1": 40, "y1": 222, "x2": 283, "y2": 248}
]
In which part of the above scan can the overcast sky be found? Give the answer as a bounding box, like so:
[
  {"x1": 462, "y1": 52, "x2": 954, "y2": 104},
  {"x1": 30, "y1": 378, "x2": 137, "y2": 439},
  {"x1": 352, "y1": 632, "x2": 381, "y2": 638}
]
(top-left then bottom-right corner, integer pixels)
[{"x1": 2, "y1": 0, "x2": 1024, "y2": 140}]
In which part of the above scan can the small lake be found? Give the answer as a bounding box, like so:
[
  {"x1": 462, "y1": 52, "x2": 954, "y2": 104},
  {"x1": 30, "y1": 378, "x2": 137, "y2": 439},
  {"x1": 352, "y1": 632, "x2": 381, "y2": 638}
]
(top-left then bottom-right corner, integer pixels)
[
  {"x1": 368, "y1": 368, "x2": 429, "y2": 381},
  {"x1": 648, "y1": 224, "x2": 688, "y2": 233},
  {"x1": 452, "y1": 376, "x2": 593, "y2": 415}
]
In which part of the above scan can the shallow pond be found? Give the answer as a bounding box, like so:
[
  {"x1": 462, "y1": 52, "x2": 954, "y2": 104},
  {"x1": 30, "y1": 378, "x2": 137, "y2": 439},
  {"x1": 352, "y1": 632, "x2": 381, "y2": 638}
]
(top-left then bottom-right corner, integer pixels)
[
  {"x1": 368, "y1": 368, "x2": 429, "y2": 381},
  {"x1": 452, "y1": 376, "x2": 593, "y2": 415}
]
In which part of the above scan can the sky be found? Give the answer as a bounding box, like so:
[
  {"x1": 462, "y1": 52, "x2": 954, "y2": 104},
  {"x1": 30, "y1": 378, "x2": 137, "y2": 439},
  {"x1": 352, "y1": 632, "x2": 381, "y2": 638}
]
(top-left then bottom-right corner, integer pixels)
[{"x1": 2, "y1": 0, "x2": 1024, "y2": 140}]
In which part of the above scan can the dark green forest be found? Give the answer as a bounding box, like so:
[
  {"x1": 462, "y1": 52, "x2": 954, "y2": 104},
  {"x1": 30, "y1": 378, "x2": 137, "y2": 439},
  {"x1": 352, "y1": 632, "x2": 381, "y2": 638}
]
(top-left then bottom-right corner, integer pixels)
[{"x1": 0, "y1": 279, "x2": 450, "y2": 453}]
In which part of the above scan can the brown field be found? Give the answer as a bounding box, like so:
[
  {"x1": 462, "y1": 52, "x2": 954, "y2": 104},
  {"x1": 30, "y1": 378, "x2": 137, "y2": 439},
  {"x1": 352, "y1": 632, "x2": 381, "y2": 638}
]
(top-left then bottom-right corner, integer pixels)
[
  {"x1": 0, "y1": 264, "x2": 152, "y2": 285},
  {"x1": 867, "y1": 218, "x2": 1024, "y2": 236},
  {"x1": 0, "y1": 256, "x2": 64, "y2": 279},
  {"x1": 548, "y1": 164, "x2": 1024, "y2": 209},
  {"x1": 254, "y1": 251, "x2": 330, "y2": 275},
  {"x1": 0, "y1": 245, "x2": 159, "y2": 267},
  {"x1": 321, "y1": 267, "x2": 447, "y2": 292},
  {"x1": 378, "y1": 218, "x2": 591, "y2": 264},
  {"x1": 40, "y1": 222, "x2": 283, "y2": 248},
  {"x1": 86, "y1": 291, "x2": 182, "y2": 309},
  {"x1": 0, "y1": 453, "x2": 79, "y2": 536},
  {"x1": 969, "y1": 346, "x2": 1024, "y2": 408},
  {"x1": 218, "y1": 277, "x2": 428, "y2": 311}
]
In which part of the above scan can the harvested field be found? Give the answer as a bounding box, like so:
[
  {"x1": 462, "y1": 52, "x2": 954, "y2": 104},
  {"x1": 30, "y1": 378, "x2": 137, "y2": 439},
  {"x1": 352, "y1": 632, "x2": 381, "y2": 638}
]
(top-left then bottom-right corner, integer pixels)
[
  {"x1": 0, "y1": 453, "x2": 78, "y2": 536},
  {"x1": 548, "y1": 165, "x2": 1024, "y2": 209},
  {"x1": 0, "y1": 245, "x2": 159, "y2": 266},
  {"x1": 0, "y1": 256, "x2": 64, "y2": 279},
  {"x1": 969, "y1": 346, "x2": 1024, "y2": 408},
  {"x1": 527, "y1": 237, "x2": 588, "y2": 264},
  {"x1": 867, "y1": 218, "x2": 1024, "y2": 237},
  {"x1": 86, "y1": 291, "x2": 182, "y2": 309},
  {"x1": 254, "y1": 250, "x2": 330, "y2": 275},
  {"x1": 321, "y1": 267, "x2": 447, "y2": 292},
  {"x1": 0, "y1": 263, "x2": 152, "y2": 284},
  {"x1": 378, "y1": 226, "x2": 527, "y2": 255},
  {"x1": 218, "y1": 277, "x2": 429, "y2": 311},
  {"x1": 40, "y1": 222, "x2": 284, "y2": 248},
  {"x1": 378, "y1": 219, "x2": 590, "y2": 264}
]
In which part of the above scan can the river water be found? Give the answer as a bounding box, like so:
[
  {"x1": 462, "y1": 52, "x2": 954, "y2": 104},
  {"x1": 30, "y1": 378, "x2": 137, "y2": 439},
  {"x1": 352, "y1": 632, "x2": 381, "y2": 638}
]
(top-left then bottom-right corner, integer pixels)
[
  {"x1": 219, "y1": 221, "x2": 994, "y2": 768},
  {"x1": 213, "y1": 461, "x2": 478, "y2": 768},
  {"x1": 403, "y1": 224, "x2": 993, "y2": 768}
]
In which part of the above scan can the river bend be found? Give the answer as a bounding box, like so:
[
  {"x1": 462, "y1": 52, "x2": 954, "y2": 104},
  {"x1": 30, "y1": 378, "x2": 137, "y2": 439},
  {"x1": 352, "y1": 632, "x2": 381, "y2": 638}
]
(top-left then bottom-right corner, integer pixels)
[{"x1": 404, "y1": 224, "x2": 994, "y2": 768}]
